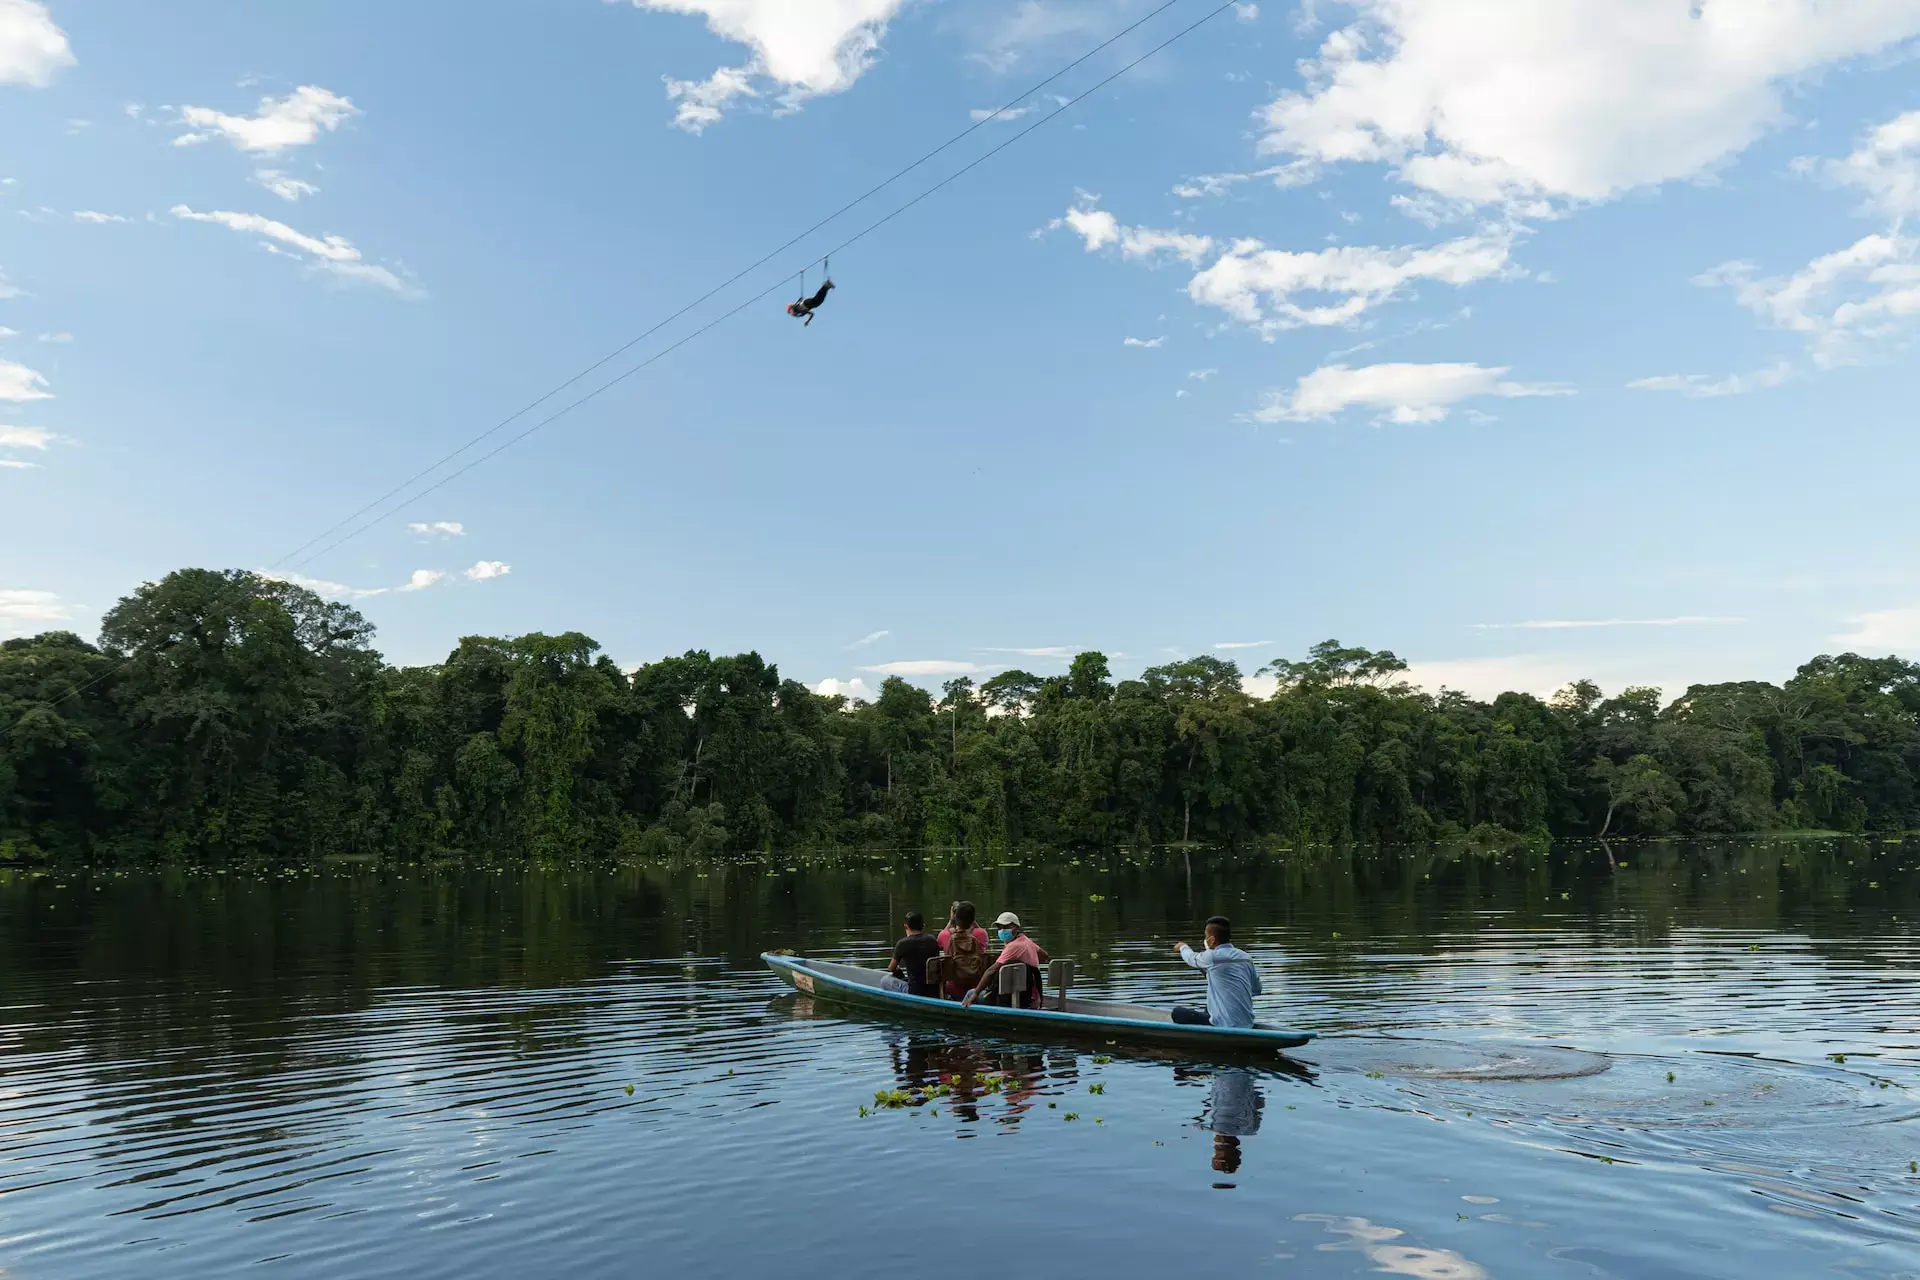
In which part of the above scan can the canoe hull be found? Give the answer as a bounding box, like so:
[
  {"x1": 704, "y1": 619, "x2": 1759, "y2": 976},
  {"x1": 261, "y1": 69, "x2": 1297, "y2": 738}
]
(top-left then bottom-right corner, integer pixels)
[{"x1": 763, "y1": 953, "x2": 1313, "y2": 1054}]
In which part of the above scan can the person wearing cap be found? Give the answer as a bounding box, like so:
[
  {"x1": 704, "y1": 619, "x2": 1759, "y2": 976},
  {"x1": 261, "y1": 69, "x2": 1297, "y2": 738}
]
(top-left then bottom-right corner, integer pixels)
[{"x1": 960, "y1": 912, "x2": 1050, "y2": 1009}]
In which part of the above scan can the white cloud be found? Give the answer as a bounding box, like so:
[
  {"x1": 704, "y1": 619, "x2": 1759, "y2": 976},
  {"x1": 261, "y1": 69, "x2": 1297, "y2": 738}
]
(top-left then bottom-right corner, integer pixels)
[
  {"x1": 1188, "y1": 227, "x2": 1517, "y2": 333},
  {"x1": 971, "y1": 105, "x2": 1032, "y2": 123},
  {"x1": 637, "y1": 0, "x2": 909, "y2": 131},
  {"x1": 407, "y1": 520, "x2": 465, "y2": 536},
  {"x1": 399, "y1": 569, "x2": 445, "y2": 593},
  {"x1": 0, "y1": 0, "x2": 73, "y2": 88},
  {"x1": 36, "y1": 331, "x2": 69, "y2": 343},
  {"x1": 1189, "y1": 367, "x2": 1218, "y2": 381},
  {"x1": 1831, "y1": 605, "x2": 1920, "y2": 652},
  {"x1": 171, "y1": 205, "x2": 415, "y2": 295},
  {"x1": 1258, "y1": 0, "x2": 1920, "y2": 210},
  {"x1": 0, "y1": 424, "x2": 54, "y2": 449},
  {"x1": 174, "y1": 85, "x2": 358, "y2": 152},
  {"x1": 0, "y1": 458, "x2": 33, "y2": 469},
  {"x1": 0, "y1": 327, "x2": 14, "y2": 338},
  {"x1": 0, "y1": 587, "x2": 69, "y2": 632},
  {"x1": 465, "y1": 560, "x2": 511, "y2": 582},
  {"x1": 0, "y1": 358, "x2": 51, "y2": 402},
  {"x1": 0, "y1": 269, "x2": 22, "y2": 299},
  {"x1": 254, "y1": 169, "x2": 319, "y2": 202},
  {"x1": 1214, "y1": 640, "x2": 1274, "y2": 649},
  {"x1": 1123, "y1": 335, "x2": 1165, "y2": 348},
  {"x1": 1628, "y1": 362, "x2": 1792, "y2": 398},
  {"x1": 262, "y1": 570, "x2": 389, "y2": 600},
  {"x1": 980, "y1": 645, "x2": 1074, "y2": 659},
  {"x1": 1234, "y1": 3, "x2": 1260, "y2": 21},
  {"x1": 862, "y1": 659, "x2": 989, "y2": 676},
  {"x1": 1817, "y1": 108, "x2": 1920, "y2": 220},
  {"x1": 72, "y1": 209, "x2": 127, "y2": 224},
  {"x1": 1047, "y1": 204, "x2": 1216, "y2": 265},
  {"x1": 1172, "y1": 161, "x2": 1321, "y2": 198},
  {"x1": 847, "y1": 628, "x2": 889, "y2": 649},
  {"x1": 1701, "y1": 233, "x2": 1920, "y2": 368},
  {"x1": 1471, "y1": 616, "x2": 1745, "y2": 630},
  {"x1": 1253, "y1": 361, "x2": 1569, "y2": 423},
  {"x1": 814, "y1": 676, "x2": 875, "y2": 702}
]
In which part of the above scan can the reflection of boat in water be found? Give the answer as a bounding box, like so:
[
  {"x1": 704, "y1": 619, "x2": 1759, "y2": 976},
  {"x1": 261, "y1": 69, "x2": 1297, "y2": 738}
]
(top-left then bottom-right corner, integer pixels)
[{"x1": 763, "y1": 954, "x2": 1314, "y2": 1055}]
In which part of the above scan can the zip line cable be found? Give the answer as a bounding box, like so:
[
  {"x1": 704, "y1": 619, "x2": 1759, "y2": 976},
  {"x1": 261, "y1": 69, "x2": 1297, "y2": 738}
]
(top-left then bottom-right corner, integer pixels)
[
  {"x1": 269, "y1": 0, "x2": 1204, "y2": 570},
  {"x1": 10, "y1": 0, "x2": 1241, "y2": 731},
  {"x1": 284, "y1": 0, "x2": 1244, "y2": 574}
]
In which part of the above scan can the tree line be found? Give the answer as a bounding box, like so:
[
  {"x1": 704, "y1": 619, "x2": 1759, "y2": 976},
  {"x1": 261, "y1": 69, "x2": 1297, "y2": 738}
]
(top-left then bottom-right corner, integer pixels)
[{"x1": 2, "y1": 569, "x2": 1916, "y2": 861}]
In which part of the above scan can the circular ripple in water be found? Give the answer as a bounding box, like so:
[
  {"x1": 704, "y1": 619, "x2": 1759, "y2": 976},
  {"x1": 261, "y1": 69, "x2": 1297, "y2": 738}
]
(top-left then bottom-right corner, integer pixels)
[{"x1": 1311, "y1": 1035, "x2": 1613, "y2": 1082}]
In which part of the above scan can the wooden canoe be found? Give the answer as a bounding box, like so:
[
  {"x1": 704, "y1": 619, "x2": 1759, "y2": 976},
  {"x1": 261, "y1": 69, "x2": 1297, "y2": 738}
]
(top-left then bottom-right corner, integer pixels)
[{"x1": 763, "y1": 953, "x2": 1314, "y2": 1053}]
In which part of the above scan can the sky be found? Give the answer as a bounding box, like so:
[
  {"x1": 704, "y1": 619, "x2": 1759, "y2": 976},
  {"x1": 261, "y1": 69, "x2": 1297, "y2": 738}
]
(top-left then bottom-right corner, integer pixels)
[{"x1": 3, "y1": 0, "x2": 1919, "y2": 704}]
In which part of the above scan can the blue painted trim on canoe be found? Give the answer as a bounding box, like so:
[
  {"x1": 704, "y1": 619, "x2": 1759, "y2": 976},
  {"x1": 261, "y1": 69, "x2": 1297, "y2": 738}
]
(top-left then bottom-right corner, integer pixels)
[{"x1": 762, "y1": 952, "x2": 1314, "y2": 1052}]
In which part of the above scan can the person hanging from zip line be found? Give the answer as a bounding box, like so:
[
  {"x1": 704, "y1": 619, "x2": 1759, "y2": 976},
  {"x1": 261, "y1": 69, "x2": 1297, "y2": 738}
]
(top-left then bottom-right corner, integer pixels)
[{"x1": 786, "y1": 276, "x2": 834, "y2": 326}]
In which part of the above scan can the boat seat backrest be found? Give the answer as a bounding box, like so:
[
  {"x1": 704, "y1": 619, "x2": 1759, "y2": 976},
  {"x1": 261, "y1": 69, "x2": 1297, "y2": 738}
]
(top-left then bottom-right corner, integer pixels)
[
  {"x1": 1047, "y1": 958, "x2": 1074, "y2": 1009},
  {"x1": 925, "y1": 955, "x2": 946, "y2": 992},
  {"x1": 997, "y1": 962, "x2": 1029, "y2": 1007}
]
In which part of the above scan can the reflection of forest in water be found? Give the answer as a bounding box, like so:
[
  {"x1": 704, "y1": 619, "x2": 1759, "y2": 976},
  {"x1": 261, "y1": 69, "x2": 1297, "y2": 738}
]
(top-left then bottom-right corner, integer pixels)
[{"x1": 0, "y1": 838, "x2": 1912, "y2": 1068}]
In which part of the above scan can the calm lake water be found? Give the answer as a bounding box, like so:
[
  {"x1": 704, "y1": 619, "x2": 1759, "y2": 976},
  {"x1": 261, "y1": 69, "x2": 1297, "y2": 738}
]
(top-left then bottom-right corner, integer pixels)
[{"x1": 3, "y1": 839, "x2": 1918, "y2": 1279}]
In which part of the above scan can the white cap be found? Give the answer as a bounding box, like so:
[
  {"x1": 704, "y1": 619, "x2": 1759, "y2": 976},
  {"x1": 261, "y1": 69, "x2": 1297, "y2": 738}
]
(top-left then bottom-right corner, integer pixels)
[{"x1": 994, "y1": 911, "x2": 1021, "y2": 928}]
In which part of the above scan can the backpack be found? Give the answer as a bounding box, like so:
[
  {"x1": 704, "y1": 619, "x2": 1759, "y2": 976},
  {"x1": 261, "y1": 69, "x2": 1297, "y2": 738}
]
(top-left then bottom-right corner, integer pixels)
[{"x1": 946, "y1": 928, "x2": 987, "y2": 991}]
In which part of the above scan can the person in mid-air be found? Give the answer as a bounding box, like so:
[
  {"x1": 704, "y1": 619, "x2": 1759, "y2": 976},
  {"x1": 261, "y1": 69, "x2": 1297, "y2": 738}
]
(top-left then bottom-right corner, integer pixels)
[{"x1": 786, "y1": 277, "x2": 834, "y2": 325}]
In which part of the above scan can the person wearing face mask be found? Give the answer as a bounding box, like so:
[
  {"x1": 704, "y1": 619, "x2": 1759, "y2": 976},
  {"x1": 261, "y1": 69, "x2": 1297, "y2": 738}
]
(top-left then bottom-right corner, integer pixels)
[{"x1": 960, "y1": 912, "x2": 1049, "y2": 1009}]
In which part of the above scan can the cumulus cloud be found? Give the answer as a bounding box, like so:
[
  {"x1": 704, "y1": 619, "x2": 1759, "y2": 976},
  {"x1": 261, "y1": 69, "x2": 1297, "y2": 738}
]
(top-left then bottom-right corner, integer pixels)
[
  {"x1": 971, "y1": 105, "x2": 1032, "y2": 123},
  {"x1": 1699, "y1": 233, "x2": 1920, "y2": 368},
  {"x1": 1234, "y1": 3, "x2": 1260, "y2": 20},
  {"x1": 1046, "y1": 204, "x2": 1216, "y2": 265},
  {"x1": 1814, "y1": 108, "x2": 1920, "y2": 221},
  {"x1": 171, "y1": 205, "x2": 416, "y2": 295},
  {"x1": 0, "y1": 358, "x2": 52, "y2": 402},
  {"x1": 1253, "y1": 361, "x2": 1570, "y2": 423},
  {"x1": 407, "y1": 520, "x2": 465, "y2": 536},
  {"x1": 1628, "y1": 362, "x2": 1793, "y2": 398},
  {"x1": 174, "y1": 85, "x2": 358, "y2": 152},
  {"x1": 1124, "y1": 335, "x2": 1164, "y2": 348},
  {"x1": 1189, "y1": 368, "x2": 1218, "y2": 381},
  {"x1": 0, "y1": 458, "x2": 33, "y2": 469},
  {"x1": 1258, "y1": 0, "x2": 1920, "y2": 210},
  {"x1": 862, "y1": 659, "x2": 990, "y2": 676},
  {"x1": 0, "y1": 424, "x2": 54, "y2": 449},
  {"x1": 814, "y1": 676, "x2": 875, "y2": 702},
  {"x1": 72, "y1": 209, "x2": 127, "y2": 224},
  {"x1": 636, "y1": 0, "x2": 910, "y2": 131},
  {"x1": 465, "y1": 560, "x2": 510, "y2": 581},
  {"x1": 1832, "y1": 605, "x2": 1920, "y2": 652},
  {"x1": 1189, "y1": 227, "x2": 1517, "y2": 332},
  {"x1": 254, "y1": 169, "x2": 319, "y2": 202},
  {"x1": 0, "y1": 0, "x2": 73, "y2": 88},
  {"x1": 847, "y1": 628, "x2": 889, "y2": 649},
  {"x1": 398, "y1": 569, "x2": 445, "y2": 592},
  {"x1": 0, "y1": 587, "x2": 70, "y2": 632}
]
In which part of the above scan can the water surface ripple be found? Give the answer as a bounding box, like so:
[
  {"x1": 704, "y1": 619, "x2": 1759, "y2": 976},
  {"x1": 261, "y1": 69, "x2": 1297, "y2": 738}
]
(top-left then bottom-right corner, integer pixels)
[{"x1": 1, "y1": 840, "x2": 1917, "y2": 1278}]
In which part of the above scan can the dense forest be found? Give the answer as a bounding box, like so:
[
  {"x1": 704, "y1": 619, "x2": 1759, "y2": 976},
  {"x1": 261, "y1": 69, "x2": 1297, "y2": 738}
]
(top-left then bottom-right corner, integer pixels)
[{"x1": 2, "y1": 569, "x2": 1916, "y2": 861}]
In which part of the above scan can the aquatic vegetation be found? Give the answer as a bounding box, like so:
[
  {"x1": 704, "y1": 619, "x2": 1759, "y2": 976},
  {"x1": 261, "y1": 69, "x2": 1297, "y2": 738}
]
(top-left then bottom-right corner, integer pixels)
[
  {"x1": 1088, "y1": 1082, "x2": 1105, "y2": 1095},
  {"x1": 1091, "y1": 1055, "x2": 1112, "y2": 1065},
  {"x1": 624, "y1": 1083, "x2": 635, "y2": 1096}
]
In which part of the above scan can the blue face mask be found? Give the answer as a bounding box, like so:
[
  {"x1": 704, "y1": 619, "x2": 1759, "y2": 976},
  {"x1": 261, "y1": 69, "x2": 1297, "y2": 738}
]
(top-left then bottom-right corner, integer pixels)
[{"x1": 997, "y1": 929, "x2": 1015, "y2": 943}]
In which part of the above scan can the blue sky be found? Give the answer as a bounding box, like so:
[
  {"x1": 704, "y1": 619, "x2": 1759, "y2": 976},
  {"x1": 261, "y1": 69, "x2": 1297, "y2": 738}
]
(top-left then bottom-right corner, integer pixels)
[{"x1": 3, "y1": 0, "x2": 1919, "y2": 702}]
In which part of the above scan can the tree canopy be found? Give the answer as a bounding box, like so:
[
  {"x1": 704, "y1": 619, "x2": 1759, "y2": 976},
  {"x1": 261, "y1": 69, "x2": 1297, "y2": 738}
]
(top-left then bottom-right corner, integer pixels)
[{"x1": 4, "y1": 569, "x2": 1917, "y2": 861}]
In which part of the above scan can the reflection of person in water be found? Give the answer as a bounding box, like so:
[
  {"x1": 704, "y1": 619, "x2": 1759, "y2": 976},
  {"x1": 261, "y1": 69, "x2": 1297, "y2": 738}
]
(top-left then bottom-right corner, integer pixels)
[{"x1": 1205, "y1": 1069, "x2": 1264, "y2": 1182}]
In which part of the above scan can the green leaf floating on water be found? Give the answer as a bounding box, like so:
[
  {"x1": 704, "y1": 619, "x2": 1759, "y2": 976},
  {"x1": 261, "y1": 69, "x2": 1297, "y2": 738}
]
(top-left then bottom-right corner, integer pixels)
[{"x1": 623, "y1": 1083, "x2": 635, "y2": 1096}]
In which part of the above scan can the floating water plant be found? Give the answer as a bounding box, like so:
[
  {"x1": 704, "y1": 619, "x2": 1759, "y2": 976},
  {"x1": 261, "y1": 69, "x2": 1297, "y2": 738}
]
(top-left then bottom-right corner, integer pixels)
[
  {"x1": 1064, "y1": 1112, "x2": 1080, "y2": 1121},
  {"x1": 1091, "y1": 1055, "x2": 1112, "y2": 1065},
  {"x1": 624, "y1": 1083, "x2": 635, "y2": 1096},
  {"x1": 1088, "y1": 1082, "x2": 1105, "y2": 1095}
]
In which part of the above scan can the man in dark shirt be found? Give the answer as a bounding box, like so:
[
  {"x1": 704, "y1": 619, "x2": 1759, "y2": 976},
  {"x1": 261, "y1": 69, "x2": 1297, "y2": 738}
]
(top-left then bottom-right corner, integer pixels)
[{"x1": 888, "y1": 912, "x2": 942, "y2": 997}]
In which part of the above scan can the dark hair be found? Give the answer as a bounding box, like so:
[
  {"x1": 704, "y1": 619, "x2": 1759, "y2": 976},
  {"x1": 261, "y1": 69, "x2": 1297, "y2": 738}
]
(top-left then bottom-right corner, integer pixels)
[
  {"x1": 905, "y1": 911, "x2": 925, "y2": 931},
  {"x1": 1205, "y1": 915, "x2": 1232, "y2": 943},
  {"x1": 954, "y1": 901, "x2": 977, "y2": 929}
]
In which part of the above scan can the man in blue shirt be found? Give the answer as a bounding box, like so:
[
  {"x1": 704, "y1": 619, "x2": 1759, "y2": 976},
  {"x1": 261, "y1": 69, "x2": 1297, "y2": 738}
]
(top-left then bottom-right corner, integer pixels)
[{"x1": 1172, "y1": 916, "x2": 1263, "y2": 1028}]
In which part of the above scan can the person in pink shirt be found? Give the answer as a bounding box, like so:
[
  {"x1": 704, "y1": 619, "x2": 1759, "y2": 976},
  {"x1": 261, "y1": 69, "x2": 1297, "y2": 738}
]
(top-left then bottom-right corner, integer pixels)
[{"x1": 961, "y1": 912, "x2": 1050, "y2": 1009}]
